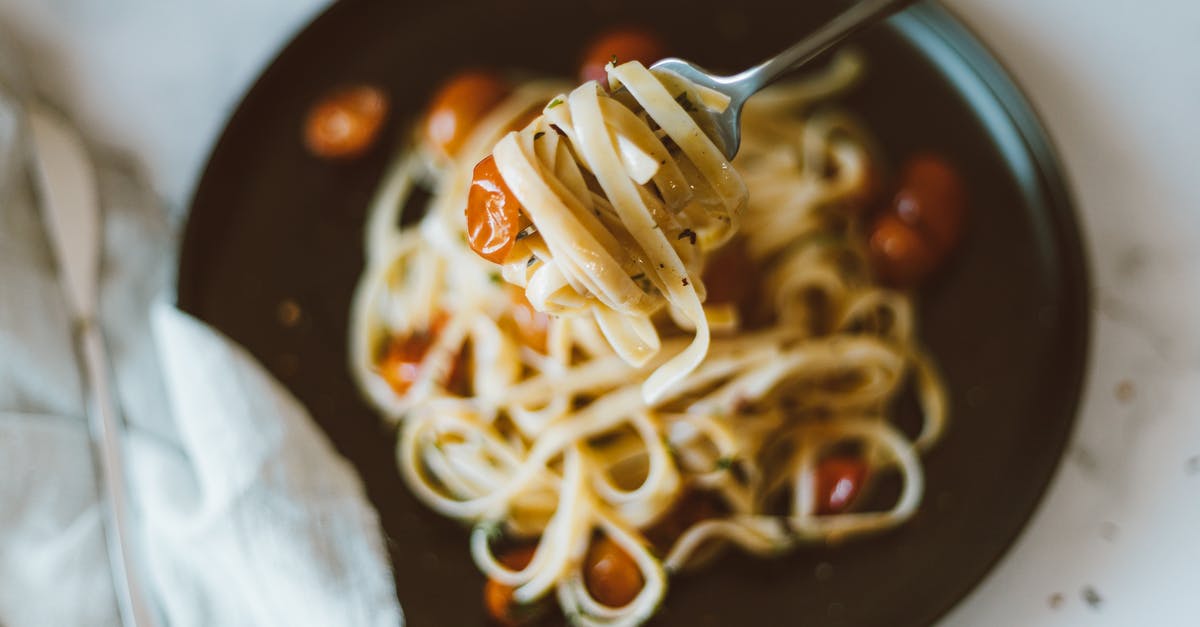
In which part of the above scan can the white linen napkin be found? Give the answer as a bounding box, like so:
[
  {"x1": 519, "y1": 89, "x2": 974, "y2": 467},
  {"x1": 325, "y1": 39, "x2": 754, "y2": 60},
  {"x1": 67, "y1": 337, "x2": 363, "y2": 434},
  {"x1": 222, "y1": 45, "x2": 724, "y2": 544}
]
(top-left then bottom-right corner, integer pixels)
[{"x1": 0, "y1": 29, "x2": 403, "y2": 627}]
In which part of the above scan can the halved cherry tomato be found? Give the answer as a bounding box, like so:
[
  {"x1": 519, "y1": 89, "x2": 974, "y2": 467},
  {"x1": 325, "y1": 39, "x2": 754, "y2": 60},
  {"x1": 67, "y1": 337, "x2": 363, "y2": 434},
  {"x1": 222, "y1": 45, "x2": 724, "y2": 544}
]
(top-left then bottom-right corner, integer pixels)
[
  {"x1": 304, "y1": 85, "x2": 388, "y2": 159},
  {"x1": 579, "y1": 27, "x2": 667, "y2": 85},
  {"x1": 893, "y1": 154, "x2": 965, "y2": 254},
  {"x1": 424, "y1": 71, "x2": 511, "y2": 159},
  {"x1": 377, "y1": 330, "x2": 438, "y2": 396},
  {"x1": 483, "y1": 545, "x2": 539, "y2": 626},
  {"x1": 508, "y1": 285, "x2": 549, "y2": 353},
  {"x1": 868, "y1": 212, "x2": 939, "y2": 287},
  {"x1": 376, "y1": 315, "x2": 467, "y2": 395},
  {"x1": 867, "y1": 153, "x2": 966, "y2": 286},
  {"x1": 584, "y1": 537, "x2": 643, "y2": 607},
  {"x1": 814, "y1": 456, "x2": 868, "y2": 516},
  {"x1": 466, "y1": 155, "x2": 524, "y2": 263}
]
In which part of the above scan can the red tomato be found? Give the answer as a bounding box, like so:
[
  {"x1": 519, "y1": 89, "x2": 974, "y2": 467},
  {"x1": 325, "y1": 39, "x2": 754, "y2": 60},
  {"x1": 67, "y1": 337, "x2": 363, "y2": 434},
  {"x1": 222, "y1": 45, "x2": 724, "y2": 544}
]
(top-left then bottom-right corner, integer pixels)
[
  {"x1": 304, "y1": 85, "x2": 388, "y2": 159},
  {"x1": 579, "y1": 27, "x2": 668, "y2": 84},
  {"x1": 584, "y1": 537, "x2": 643, "y2": 607},
  {"x1": 377, "y1": 315, "x2": 467, "y2": 395},
  {"x1": 483, "y1": 546, "x2": 539, "y2": 626},
  {"x1": 868, "y1": 212, "x2": 940, "y2": 286},
  {"x1": 893, "y1": 154, "x2": 966, "y2": 254},
  {"x1": 377, "y1": 330, "x2": 437, "y2": 396},
  {"x1": 424, "y1": 71, "x2": 511, "y2": 159},
  {"x1": 466, "y1": 155, "x2": 524, "y2": 264},
  {"x1": 814, "y1": 456, "x2": 868, "y2": 515}
]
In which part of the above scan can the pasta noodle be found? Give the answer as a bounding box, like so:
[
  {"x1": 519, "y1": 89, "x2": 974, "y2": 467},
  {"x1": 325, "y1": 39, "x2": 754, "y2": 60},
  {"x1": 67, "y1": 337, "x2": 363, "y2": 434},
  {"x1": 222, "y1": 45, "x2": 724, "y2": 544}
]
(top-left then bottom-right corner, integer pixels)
[{"x1": 350, "y1": 51, "x2": 948, "y2": 627}]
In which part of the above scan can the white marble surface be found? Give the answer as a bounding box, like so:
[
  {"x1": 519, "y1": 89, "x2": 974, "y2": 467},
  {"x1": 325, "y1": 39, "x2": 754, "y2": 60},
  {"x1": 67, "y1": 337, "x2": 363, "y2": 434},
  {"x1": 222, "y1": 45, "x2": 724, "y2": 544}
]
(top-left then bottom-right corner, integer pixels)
[{"x1": 2, "y1": 0, "x2": 1197, "y2": 624}]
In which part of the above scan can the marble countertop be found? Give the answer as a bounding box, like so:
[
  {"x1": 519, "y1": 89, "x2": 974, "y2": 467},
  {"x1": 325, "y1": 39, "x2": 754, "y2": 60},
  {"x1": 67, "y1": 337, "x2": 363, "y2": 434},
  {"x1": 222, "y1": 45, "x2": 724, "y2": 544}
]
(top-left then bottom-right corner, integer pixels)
[{"x1": 2, "y1": 0, "x2": 1196, "y2": 624}]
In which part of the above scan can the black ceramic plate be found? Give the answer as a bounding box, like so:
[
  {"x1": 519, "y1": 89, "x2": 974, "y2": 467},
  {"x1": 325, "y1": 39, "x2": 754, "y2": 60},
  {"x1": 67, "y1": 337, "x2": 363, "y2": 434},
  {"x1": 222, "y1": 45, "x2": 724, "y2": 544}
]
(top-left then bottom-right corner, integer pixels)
[{"x1": 178, "y1": 1, "x2": 1089, "y2": 625}]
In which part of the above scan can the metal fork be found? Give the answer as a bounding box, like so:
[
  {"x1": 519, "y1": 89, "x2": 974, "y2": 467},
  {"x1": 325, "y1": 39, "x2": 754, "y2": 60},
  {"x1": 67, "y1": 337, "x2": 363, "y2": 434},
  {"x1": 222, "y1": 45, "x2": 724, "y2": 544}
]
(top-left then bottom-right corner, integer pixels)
[{"x1": 651, "y1": 0, "x2": 917, "y2": 158}]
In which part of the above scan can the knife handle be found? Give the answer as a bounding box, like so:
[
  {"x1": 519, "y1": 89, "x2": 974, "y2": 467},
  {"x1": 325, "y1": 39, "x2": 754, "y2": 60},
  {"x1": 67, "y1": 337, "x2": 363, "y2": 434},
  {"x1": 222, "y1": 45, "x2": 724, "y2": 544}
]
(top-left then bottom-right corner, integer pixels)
[{"x1": 79, "y1": 320, "x2": 159, "y2": 627}]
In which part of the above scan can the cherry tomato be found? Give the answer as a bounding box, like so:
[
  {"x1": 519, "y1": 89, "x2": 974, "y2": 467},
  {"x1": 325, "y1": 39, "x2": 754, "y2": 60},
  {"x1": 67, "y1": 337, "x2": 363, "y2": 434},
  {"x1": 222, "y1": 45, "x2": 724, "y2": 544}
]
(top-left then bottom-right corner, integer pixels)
[
  {"x1": 304, "y1": 85, "x2": 388, "y2": 159},
  {"x1": 868, "y1": 212, "x2": 939, "y2": 287},
  {"x1": 424, "y1": 71, "x2": 511, "y2": 159},
  {"x1": 377, "y1": 315, "x2": 467, "y2": 395},
  {"x1": 814, "y1": 456, "x2": 868, "y2": 516},
  {"x1": 377, "y1": 329, "x2": 437, "y2": 396},
  {"x1": 466, "y1": 155, "x2": 524, "y2": 264},
  {"x1": 508, "y1": 286, "x2": 549, "y2": 353},
  {"x1": 584, "y1": 537, "x2": 643, "y2": 607},
  {"x1": 579, "y1": 27, "x2": 667, "y2": 85},
  {"x1": 483, "y1": 546, "x2": 539, "y2": 626},
  {"x1": 893, "y1": 154, "x2": 965, "y2": 254}
]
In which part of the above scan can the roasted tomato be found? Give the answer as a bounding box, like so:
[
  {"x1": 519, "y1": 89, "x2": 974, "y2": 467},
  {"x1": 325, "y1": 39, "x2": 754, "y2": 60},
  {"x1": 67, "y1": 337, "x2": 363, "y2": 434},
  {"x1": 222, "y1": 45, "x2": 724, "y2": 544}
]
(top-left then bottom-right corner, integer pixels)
[
  {"x1": 424, "y1": 71, "x2": 512, "y2": 159},
  {"x1": 814, "y1": 456, "x2": 868, "y2": 516},
  {"x1": 579, "y1": 27, "x2": 667, "y2": 85},
  {"x1": 304, "y1": 85, "x2": 388, "y2": 159},
  {"x1": 584, "y1": 537, "x2": 643, "y2": 607},
  {"x1": 483, "y1": 545, "x2": 540, "y2": 626},
  {"x1": 466, "y1": 154, "x2": 524, "y2": 263},
  {"x1": 868, "y1": 153, "x2": 966, "y2": 286}
]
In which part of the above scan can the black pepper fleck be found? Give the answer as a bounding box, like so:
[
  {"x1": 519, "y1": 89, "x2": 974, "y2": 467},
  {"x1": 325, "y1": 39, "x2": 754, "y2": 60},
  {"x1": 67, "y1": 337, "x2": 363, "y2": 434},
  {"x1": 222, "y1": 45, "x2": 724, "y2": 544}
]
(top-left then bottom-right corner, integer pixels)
[
  {"x1": 677, "y1": 228, "x2": 697, "y2": 245},
  {"x1": 1082, "y1": 586, "x2": 1103, "y2": 609},
  {"x1": 681, "y1": 277, "x2": 689, "y2": 286}
]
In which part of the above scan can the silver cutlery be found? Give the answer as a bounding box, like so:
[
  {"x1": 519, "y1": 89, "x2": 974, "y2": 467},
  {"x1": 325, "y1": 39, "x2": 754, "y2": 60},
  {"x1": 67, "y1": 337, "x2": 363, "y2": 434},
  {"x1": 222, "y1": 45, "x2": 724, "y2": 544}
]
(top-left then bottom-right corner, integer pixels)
[{"x1": 27, "y1": 104, "x2": 158, "y2": 627}]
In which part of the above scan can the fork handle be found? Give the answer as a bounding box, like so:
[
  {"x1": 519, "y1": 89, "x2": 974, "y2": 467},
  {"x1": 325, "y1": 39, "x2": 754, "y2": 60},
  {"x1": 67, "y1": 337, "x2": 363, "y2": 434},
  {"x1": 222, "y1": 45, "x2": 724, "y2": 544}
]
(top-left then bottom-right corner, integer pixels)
[
  {"x1": 80, "y1": 320, "x2": 159, "y2": 627},
  {"x1": 731, "y1": 0, "x2": 919, "y2": 94}
]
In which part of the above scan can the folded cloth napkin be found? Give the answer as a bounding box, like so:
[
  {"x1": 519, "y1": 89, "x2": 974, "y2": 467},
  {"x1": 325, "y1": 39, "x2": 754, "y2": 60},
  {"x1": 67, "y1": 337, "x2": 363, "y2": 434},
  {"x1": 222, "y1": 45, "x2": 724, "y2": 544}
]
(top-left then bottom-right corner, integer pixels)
[{"x1": 0, "y1": 30, "x2": 403, "y2": 627}]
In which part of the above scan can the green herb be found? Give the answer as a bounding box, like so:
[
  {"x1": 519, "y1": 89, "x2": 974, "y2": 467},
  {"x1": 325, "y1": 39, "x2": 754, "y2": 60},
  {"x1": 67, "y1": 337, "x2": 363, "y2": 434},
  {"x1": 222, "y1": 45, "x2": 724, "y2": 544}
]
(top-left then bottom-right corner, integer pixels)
[
  {"x1": 674, "y1": 92, "x2": 697, "y2": 112},
  {"x1": 547, "y1": 97, "x2": 564, "y2": 109},
  {"x1": 489, "y1": 272, "x2": 503, "y2": 284},
  {"x1": 533, "y1": 131, "x2": 546, "y2": 140},
  {"x1": 681, "y1": 277, "x2": 690, "y2": 286},
  {"x1": 715, "y1": 456, "x2": 734, "y2": 471},
  {"x1": 515, "y1": 226, "x2": 535, "y2": 241},
  {"x1": 610, "y1": 54, "x2": 619, "y2": 65},
  {"x1": 677, "y1": 228, "x2": 697, "y2": 245},
  {"x1": 527, "y1": 255, "x2": 538, "y2": 268}
]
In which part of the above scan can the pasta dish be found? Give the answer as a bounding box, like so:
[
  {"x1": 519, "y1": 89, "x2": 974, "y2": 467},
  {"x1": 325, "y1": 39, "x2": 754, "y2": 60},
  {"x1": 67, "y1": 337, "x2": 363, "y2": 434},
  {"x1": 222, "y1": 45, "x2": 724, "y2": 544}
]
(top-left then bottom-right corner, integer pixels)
[{"x1": 349, "y1": 28, "x2": 963, "y2": 627}]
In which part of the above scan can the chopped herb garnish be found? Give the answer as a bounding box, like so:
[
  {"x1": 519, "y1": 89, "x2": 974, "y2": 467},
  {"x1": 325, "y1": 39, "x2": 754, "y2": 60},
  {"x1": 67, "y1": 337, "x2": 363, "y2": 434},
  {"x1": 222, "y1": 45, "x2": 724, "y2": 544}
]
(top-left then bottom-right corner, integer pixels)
[
  {"x1": 677, "y1": 228, "x2": 697, "y2": 245},
  {"x1": 658, "y1": 263, "x2": 665, "y2": 269},
  {"x1": 1082, "y1": 586, "x2": 1103, "y2": 609},
  {"x1": 489, "y1": 272, "x2": 502, "y2": 284},
  {"x1": 674, "y1": 92, "x2": 697, "y2": 112},
  {"x1": 547, "y1": 97, "x2": 564, "y2": 109},
  {"x1": 515, "y1": 226, "x2": 535, "y2": 241},
  {"x1": 714, "y1": 457, "x2": 734, "y2": 471},
  {"x1": 610, "y1": 54, "x2": 619, "y2": 65},
  {"x1": 527, "y1": 255, "x2": 538, "y2": 267},
  {"x1": 681, "y1": 277, "x2": 689, "y2": 286},
  {"x1": 533, "y1": 131, "x2": 546, "y2": 140}
]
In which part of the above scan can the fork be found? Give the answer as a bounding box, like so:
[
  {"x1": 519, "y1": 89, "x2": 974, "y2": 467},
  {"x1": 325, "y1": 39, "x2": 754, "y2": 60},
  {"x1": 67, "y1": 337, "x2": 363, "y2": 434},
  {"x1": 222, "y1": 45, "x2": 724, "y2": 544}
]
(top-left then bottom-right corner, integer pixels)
[{"x1": 651, "y1": 0, "x2": 917, "y2": 158}]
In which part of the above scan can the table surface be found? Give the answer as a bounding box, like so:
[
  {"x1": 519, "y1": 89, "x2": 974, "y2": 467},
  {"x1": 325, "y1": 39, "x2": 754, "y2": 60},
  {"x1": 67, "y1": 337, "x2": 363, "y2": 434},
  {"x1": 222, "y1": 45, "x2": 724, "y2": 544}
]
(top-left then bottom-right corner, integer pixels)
[{"x1": 2, "y1": 0, "x2": 1196, "y2": 624}]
